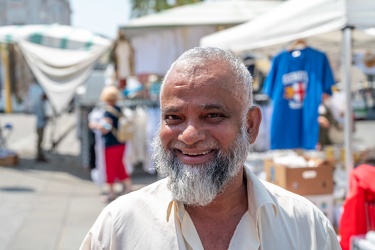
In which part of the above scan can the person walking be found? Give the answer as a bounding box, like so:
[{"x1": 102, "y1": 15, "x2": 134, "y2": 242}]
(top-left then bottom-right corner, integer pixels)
[
  {"x1": 33, "y1": 92, "x2": 48, "y2": 162},
  {"x1": 94, "y1": 86, "x2": 132, "y2": 202}
]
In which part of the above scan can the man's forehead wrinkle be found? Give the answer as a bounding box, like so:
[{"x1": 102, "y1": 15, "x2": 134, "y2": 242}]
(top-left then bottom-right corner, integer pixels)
[
  {"x1": 170, "y1": 64, "x2": 229, "y2": 90},
  {"x1": 199, "y1": 103, "x2": 226, "y2": 111}
]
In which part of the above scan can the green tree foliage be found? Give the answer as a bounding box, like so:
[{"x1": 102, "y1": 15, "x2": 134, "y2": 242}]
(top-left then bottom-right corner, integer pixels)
[{"x1": 130, "y1": 0, "x2": 203, "y2": 18}]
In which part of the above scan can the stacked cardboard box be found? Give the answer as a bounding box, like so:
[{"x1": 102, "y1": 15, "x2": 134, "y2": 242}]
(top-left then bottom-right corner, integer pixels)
[
  {"x1": 0, "y1": 152, "x2": 18, "y2": 167},
  {"x1": 264, "y1": 158, "x2": 334, "y2": 196}
]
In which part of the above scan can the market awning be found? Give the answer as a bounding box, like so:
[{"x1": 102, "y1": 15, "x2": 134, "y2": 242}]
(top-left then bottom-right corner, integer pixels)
[
  {"x1": 200, "y1": 0, "x2": 375, "y2": 55},
  {"x1": 0, "y1": 24, "x2": 112, "y2": 114},
  {"x1": 200, "y1": 0, "x2": 375, "y2": 186},
  {"x1": 120, "y1": 0, "x2": 283, "y2": 75}
]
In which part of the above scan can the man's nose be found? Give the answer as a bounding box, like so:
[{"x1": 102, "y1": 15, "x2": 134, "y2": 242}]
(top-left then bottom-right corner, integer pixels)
[{"x1": 178, "y1": 123, "x2": 206, "y2": 146}]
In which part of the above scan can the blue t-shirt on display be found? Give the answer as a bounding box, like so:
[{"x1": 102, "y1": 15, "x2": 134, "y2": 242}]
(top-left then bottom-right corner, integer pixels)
[{"x1": 263, "y1": 47, "x2": 335, "y2": 150}]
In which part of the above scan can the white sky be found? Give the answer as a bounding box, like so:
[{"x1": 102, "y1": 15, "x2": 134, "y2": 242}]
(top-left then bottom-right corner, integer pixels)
[{"x1": 70, "y1": 0, "x2": 131, "y2": 39}]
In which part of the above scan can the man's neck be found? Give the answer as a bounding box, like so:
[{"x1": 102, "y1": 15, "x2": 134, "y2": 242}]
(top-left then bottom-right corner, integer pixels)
[
  {"x1": 185, "y1": 168, "x2": 248, "y2": 217},
  {"x1": 184, "y1": 168, "x2": 248, "y2": 250}
]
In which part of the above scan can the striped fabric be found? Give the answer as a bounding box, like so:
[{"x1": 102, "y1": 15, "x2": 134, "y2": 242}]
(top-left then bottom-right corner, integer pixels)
[
  {"x1": 0, "y1": 24, "x2": 112, "y2": 50},
  {"x1": 0, "y1": 24, "x2": 113, "y2": 115}
]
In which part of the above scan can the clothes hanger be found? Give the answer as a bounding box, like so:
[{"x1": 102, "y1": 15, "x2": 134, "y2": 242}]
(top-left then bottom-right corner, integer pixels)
[{"x1": 287, "y1": 39, "x2": 307, "y2": 51}]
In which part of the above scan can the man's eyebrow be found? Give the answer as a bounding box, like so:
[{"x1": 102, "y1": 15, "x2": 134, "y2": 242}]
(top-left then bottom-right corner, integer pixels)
[
  {"x1": 161, "y1": 106, "x2": 180, "y2": 113},
  {"x1": 199, "y1": 103, "x2": 227, "y2": 111},
  {"x1": 161, "y1": 104, "x2": 227, "y2": 113}
]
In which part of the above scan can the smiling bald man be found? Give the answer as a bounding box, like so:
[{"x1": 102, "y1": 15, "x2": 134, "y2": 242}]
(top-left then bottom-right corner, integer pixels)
[{"x1": 80, "y1": 47, "x2": 340, "y2": 250}]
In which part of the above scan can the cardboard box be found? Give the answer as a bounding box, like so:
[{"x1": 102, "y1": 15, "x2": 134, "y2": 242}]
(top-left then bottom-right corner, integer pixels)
[
  {"x1": 264, "y1": 159, "x2": 334, "y2": 195},
  {"x1": 304, "y1": 194, "x2": 334, "y2": 224},
  {"x1": 0, "y1": 154, "x2": 18, "y2": 167}
]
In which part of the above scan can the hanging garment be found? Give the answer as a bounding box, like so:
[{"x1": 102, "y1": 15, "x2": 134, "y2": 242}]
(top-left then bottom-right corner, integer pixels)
[
  {"x1": 88, "y1": 107, "x2": 106, "y2": 186},
  {"x1": 253, "y1": 103, "x2": 272, "y2": 152},
  {"x1": 263, "y1": 47, "x2": 335, "y2": 149},
  {"x1": 115, "y1": 40, "x2": 132, "y2": 79},
  {"x1": 339, "y1": 164, "x2": 375, "y2": 250},
  {"x1": 144, "y1": 107, "x2": 161, "y2": 174}
]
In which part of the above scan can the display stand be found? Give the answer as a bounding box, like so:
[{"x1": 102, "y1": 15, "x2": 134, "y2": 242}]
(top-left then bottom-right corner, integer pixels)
[
  {"x1": 0, "y1": 122, "x2": 18, "y2": 167},
  {"x1": 76, "y1": 96, "x2": 159, "y2": 169}
]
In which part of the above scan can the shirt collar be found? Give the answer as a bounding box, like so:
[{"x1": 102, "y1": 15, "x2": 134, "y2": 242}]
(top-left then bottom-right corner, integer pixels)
[
  {"x1": 243, "y1": 164, "x2": 277, "y2": 218},
  {"x1": 166, "y1": 164, "x2": 278, "y2": 222},
  {"x1": 166, "y1": 200, "x2": 174, "y2": 222}
]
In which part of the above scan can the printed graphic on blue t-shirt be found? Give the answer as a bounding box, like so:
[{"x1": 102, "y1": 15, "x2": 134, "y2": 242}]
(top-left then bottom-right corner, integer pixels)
[
  {"x1": 263, "y1": 47, "x2": 335, "y2": 150},
  {"x1": 282, "y1": 70, "x2": 308, "y2": 110}
]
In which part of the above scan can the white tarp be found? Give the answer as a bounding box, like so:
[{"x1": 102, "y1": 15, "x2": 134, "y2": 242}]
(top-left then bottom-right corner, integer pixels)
[
  {"x1": 0, "y1": 24, "x2": 111, "y2": 49},
  {"x1": 200, "y1": 0, "x2": 375, "y2": 54},
  {"x1": 0, "y1": 24, "x2": 112, "y2": 114},
  {"x1": 18, "y1": 40, "x2": 105, "y2": 114},
  {"x1": 131, "y1": 26, "x2": 215, "y2": 75},
  {"x1": 121, "y1": 0, "x2": 283, "y2": 75},
  {"x1": 123, "y1": 0, "x2": 283, "y2": 29}
]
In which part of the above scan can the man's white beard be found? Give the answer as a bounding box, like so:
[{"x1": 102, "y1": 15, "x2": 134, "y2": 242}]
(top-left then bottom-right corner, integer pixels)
[{"x1": 152, "y1": 126, "x2": 251, "y2": 206}]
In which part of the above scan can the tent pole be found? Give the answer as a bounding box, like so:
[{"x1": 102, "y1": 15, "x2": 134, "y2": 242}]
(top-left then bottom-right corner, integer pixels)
[
  {"x1": 0, "y1": 44, "x2": 12, "y2": 113},
  {"x1": 342, "y1": 26, "x2": 353, "y2": 193}
]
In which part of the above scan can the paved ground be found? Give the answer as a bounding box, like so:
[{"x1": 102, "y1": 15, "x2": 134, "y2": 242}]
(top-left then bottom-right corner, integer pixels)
[
  {"x1": 0, "y1": 113, "x2": 373, "y2": 250},
  {"x1": 0, "y1": 113, "x2": 158, "y2": 250}
]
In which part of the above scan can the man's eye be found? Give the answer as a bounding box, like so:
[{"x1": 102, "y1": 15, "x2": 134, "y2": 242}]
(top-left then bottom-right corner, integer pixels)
[
  {"x1": 206, "y1": 113, "x2": 224, "y2": 118},
  {"x1": 204, "y1": 113, "x2": 226, "y2": 123},
  {"x1": 164, "y1": 115, "x2": 182, "y2": 125},
  {"x1": 164, "y1": 115, "x2": 180, "y2": 120}
]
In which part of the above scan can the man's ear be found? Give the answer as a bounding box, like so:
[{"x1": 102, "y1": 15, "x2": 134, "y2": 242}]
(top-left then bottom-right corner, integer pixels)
[{"x1": 246, "y1": 106, "x2": 262, "y2": 144}]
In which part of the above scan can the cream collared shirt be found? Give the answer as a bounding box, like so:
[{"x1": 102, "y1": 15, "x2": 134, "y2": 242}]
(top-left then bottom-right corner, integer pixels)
[{"x1": 80, "y1": 165, "x2": 340, "y2": 250}]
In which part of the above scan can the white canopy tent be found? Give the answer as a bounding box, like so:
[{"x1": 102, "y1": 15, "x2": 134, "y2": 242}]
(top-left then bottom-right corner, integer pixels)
[
  {"x1": 201, "y1": 0, "x2": 375, "y2": 55},
  {"x1": 120, "y1": 0, "x2": 283, "y2": 75},
  {"x1": 0, "y1": 24, "x2": 112, "y2": 115},
  {"x1": 124, "y1": 0, "x2": 282, "y2": 28},
  {"x1": 201, "y1": 0, "x2": 375, "y2": 179}
]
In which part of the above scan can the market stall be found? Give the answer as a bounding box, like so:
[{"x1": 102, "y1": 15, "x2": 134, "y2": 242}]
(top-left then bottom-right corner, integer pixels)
[
  {"x1": 0, "y1": 24, "x2": 112, "y2": 115},
  {"x1": 201, "y1": 0, "x2": 375, "y2": 182},
  {"x1": 0, "y1": 24, "x2": 112, "y2": 153},
  {"x1": 119, "y1": 0, "x2": 283, "y2": 76}
]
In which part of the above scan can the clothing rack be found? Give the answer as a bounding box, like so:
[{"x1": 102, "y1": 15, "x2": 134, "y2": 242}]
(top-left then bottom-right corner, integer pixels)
[
  {"x1": 77, "y1": 98, "x2": 159, "y2": 109},
  {"x1": 118, "y1": 99, "x2": 160, "y2": 109},
  {"x1": 77, "y1": 98, "x2": 160, "y2": 169}
]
